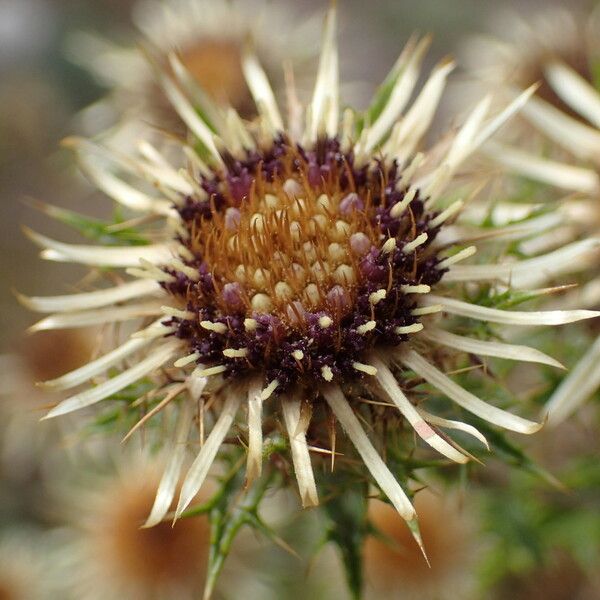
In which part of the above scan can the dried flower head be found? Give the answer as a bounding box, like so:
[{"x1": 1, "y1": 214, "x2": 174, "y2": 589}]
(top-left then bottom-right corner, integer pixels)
[
  {"x1": 68, "y1": 0, "x2": 315, "y2": 138},
  {"x1": 462, "y1": 7, "x2": 600, "y2": 426},
  {"x1": 462, "y1": 7, "x2": 600, "y2": 116},
  {"x1": 21, "y1": 7, "x2": 599, "y2": 553},
  {"x1": 56, "y1": 455, "x2": 212, "y2": 600}
]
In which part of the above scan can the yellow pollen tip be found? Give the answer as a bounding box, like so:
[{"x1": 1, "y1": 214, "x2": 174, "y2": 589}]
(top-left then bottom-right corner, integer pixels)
[
  {"x1": 174, "y1": 352, "x2": 200, "y2": 368},
  {"x1": 223, "y1": 348, "x2": 249, "y2": 358},
  {"x1": 198, "y1": 365, "x2": 227, "y2": 377},
  {"x1": 318, "y1": 315, "x2": 333, "y2": 329},
  {"x1": 357, "y1": 320, "x2": 376, "y2": 335},
  {"x1": 333, "y1": 264, "x2": 356, "y2": 285},
  {"x1": 430, "y1": 199, "x2": 464, "y2": 228},
  {"x1": 251, "y1": 293, "x2": 273, "y2": 313},
  {"x1": 200, "y1": 320, "x2": 228, "y2": 334},
  {"x1": 411, "y1": 305, "x2": 443, "y2": 316},
  {"x1": 260, "y1": 379, "x2": 279, "y2": 400},
  {"x1": 437, "y1": 245, "x2": 477, "y2": 269},
  {"x1": 161, "y1": 306, "x2": 195, "y2": 320},
  {"x1": 244, "y1": 318, "x2": 258, "y2": 331},
  {"x1": 403, "y1": 232, "x2": 428, "y2": 254},
  {"x1": 352, "y1": 362, "x2": 378, "y2": 376},
  {"x1": 321, "y1": 365, "x2": 334, "y2": 381},
  {"x1": 316, "y1": 194, "x2": 331, "y2": 211},
  {"x1": 401, "y1": 284, "x2": 431, "y2": 294},
  {"x1": 395, "y1": 323, "x2": 424, "y2": 334},
  {"x1": 274, "y1": 281, "x2": 293, "y2": 301},
  {"x1": 381, "y1": 238, "x2": 396, "y2": 254},
  {"x1": 369, "y1": 289, "x2": 387, "y2": 305},
  {"x1": 390, "y1": 187, "x2": 417, "y2": 218}
]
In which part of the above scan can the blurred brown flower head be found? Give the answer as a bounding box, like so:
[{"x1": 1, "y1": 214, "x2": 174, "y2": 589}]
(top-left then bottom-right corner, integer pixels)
[
  {"x1": 59, "y1": 456, "x2": 212, "y2": 600},
  {"x1": 68, "y1": 0, "x2": 317, "y2": 141}
]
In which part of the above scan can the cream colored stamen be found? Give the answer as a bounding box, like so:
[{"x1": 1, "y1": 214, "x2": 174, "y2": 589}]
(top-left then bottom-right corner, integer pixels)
[
  {"x1": 321, "y1": 365, "x2": 334, "y2": 381},
  {"x1": 223, "y1": 348, "x2": 249, "y2": 358},
  {"x1": 369, "y1": 289, "x2": 387, "y2": 305},
  {"x1": 357, "y1": 320, "x2": 377, "y2": 335},
  {"x1": 200, "y1": 320, "x2": 228, "y2": 334},
  {"x1": 318, "y1": 315, "x2": 333, "y2": 328}
]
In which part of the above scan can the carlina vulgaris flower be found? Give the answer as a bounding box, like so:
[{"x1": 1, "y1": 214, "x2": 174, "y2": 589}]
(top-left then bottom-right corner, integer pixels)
[
  {"x1": 461, "y1": 6, "x2": 600, "y2": 427},
  {"x1": 54, "y1": 453, "x2": 213, "y2": 600},
  {"x1": 67, "y1": 0, "x2": 317, "y2": 138},
  {"x1": 20, "y1": 6, "x2": 600, "y2": 555},
  {"x1": 461, "y1": 6, "x2": 600, "y2": 122}
]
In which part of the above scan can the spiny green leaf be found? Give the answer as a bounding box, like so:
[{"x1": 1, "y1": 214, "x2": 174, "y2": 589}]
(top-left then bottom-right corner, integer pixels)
[
  {"x1": 29, "y1": 200, "x2": 150, "y2": 246},
  {"x1": 319, "y1": 470, "x2": 369, "y2": 600},
  {"x1": 203, "y1": 458, "x2": 279, "y2": 600}
]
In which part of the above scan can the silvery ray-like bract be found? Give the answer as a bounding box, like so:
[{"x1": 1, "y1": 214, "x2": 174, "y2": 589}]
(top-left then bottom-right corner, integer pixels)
[
  {"x1": 20, "y1": 7, "x2": 600, "y2": 545},
  {"x1": 463, "y1": 7, "x2": 600, "y2": 426}
]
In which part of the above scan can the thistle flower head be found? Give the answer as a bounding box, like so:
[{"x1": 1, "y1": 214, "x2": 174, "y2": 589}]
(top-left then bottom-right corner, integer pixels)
[
  {"x1": 57, "y1": 456, "x2": 211, "y2": 600},
  {"x1": 166, "y1": 133, "x2": 444, "y2": 392},
  {"x1": 462, "y1": 6, "x2": 600, "y2": 427},
  {"x1": 464, "y1": 7, "x2": 600, "y2": 110},
  {"x1": 0, "y1": 531, "x2": 51, "y2": 600},
  {"x1": 22, "y1": 6, "x2": 600, "y2": 559},
  {"x1": 69, "y1": 0, "x2": 314, "y2": 134},
  {"x1": 0, "y1": 329, "x2": 95, "y2": 477},
  {"x1": 464, "y1": 6, "x2": 600, "y2": 195}
]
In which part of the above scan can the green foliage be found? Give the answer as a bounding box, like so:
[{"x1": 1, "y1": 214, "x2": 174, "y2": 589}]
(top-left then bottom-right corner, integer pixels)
[
  {"x1": 176, "y1": 438, "x2": 288, "y2": 599},
  {"x1": 319, "y1": 470, "x2": 369, "y2": 600},
  {"x1": 478, "y1": 446, "x2": 600, "y2": 592},
  {"x1": 32, "y1": 201, "x2": 151, "y2": 246},
  {"x1": 355, "y1": 57, "x2": 405, "y2": 135}
]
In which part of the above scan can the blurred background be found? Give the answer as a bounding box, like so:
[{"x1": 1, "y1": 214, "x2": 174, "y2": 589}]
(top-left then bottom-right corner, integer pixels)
[{"x1": 1, "y1": 0, "x2": 598, "y2": 598}]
